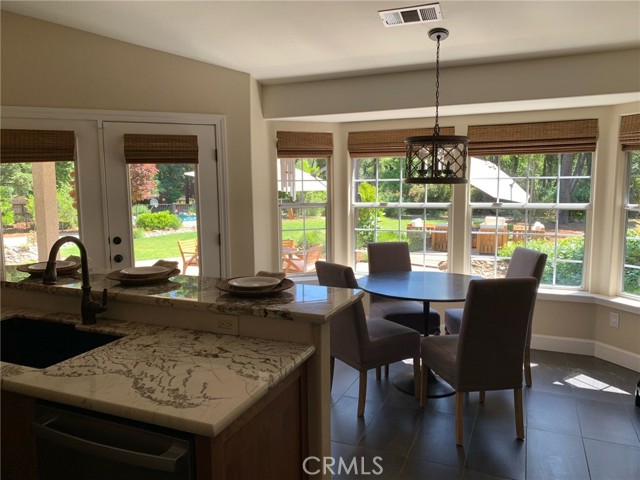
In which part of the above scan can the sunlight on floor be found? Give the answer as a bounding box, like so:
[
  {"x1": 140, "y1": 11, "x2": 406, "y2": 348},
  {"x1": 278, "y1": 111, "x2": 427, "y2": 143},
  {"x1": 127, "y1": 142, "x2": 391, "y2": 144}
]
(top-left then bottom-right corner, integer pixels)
[{"x1": 565, "y1": 373, "x2": 630, "y2": 394}]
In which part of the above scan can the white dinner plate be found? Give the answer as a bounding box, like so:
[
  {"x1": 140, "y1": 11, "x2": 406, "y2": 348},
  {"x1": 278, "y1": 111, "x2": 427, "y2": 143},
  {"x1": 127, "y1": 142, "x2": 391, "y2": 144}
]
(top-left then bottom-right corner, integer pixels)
[
  {"x1": 228, "y1": 276, "x2": 281, "y2": 289},
  {"x1": 119, "y1": 266, "x2": 170, "y2": 276},
  {"x1": 28, "y1": 260, "x2": 76, "y2": 271}
]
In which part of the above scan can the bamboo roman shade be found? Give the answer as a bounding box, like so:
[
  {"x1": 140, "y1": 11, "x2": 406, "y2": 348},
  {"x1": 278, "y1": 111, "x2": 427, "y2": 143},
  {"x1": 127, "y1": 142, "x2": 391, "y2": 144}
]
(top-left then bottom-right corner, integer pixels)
[
  {"x1": 619, "y1": 114, "x2": 640, "y2": 151},
  {"x1": 468, "y1": 119, "x2": 598, "y2": 156},
  {"x1": 123, "y1": 134, "x2": 199, "y2": 164},
  {"x1": 276, "y1": 131, "x2": 333, "y2": 158},
  {"x1": 1, "y1": 129, "x2": 76, "y2": 163},
  {"x1": 347, "y1": 128, "x2": 455, "y2": 158}
]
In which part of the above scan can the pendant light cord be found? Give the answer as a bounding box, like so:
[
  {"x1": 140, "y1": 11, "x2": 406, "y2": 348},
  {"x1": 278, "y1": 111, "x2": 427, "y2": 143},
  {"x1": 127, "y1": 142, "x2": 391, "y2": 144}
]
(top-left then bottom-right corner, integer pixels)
[{"x1": 434, "y1": 33, "x2": 441, "y2": 136}]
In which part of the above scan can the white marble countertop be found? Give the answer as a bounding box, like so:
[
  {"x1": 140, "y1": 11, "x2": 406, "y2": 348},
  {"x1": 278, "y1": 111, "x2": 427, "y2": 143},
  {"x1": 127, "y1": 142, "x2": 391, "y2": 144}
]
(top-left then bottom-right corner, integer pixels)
[
  {"x1": 1, "y1": 307, "x2": 315, "y2": 437},
  {"x1": 2, "y1": 268, "x2": 363, "y2": 324}
]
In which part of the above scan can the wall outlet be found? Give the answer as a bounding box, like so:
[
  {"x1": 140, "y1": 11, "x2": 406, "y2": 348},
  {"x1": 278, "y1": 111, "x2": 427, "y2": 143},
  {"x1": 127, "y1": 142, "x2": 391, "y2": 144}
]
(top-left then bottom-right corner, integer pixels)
[
  {"x1": 609, "y1": 312, "x2": 620, "y2": 329},
  {"x1": 215, "y1": 316, "x2": 238, "y2": 335}
]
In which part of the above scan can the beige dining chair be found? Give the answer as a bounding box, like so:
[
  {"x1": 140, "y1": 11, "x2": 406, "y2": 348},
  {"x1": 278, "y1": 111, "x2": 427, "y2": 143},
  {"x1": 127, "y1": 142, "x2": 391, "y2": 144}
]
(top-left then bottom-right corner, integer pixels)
[
  {"x1": 444, "y1": 247, "x2": 547, "y2": 386},
  {"x1": 315, "y1": 261, "x2": 421, "y2": 416},
  {"x1": 367, "y1": 242, "x2": 441, "y2": 336},
  {"x1": 420, "y1": 277, "x2": 538, "y2": 446}
]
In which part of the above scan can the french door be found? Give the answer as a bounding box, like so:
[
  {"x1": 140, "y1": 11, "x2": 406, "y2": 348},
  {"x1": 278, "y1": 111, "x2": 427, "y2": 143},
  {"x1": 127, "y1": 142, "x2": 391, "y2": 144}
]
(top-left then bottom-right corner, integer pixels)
[{"x1": 102, "y1": 121, "x2": 221, "y2": 277}]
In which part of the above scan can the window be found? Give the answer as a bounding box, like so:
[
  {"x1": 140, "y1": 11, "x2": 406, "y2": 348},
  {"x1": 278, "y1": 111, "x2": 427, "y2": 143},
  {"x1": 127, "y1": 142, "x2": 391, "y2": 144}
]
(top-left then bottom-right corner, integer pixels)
[
  {"x1": 620, "y1": 114, "x2": 640, "y2": 297},
  {"x1": 1, "y1": 129, "x2": 81, "y2": 267},
  {"x1": 467, "y1": 120, "x2": 597, "y2": 287},
  {"x1": 349, "y1": 128, "x2": 455, "y2": 273},
  {"x1": 276, "y1": 131, "x2": 332, "y2": 275}
]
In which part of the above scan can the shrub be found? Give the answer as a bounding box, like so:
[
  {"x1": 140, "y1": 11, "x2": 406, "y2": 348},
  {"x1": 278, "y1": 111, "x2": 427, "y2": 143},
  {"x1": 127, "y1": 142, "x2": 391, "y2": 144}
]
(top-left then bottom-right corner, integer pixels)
[
  {"x1": 136, "y1": 211, "x2": 182, "y2": 231},
  {"x1": 131, "y1": 204, "x2": 151, "y2": 216}
]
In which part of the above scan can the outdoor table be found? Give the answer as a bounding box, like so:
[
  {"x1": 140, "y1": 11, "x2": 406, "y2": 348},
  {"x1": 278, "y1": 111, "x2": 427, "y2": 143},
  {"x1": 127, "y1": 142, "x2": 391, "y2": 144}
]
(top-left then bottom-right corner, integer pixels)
[{"x1": 358, "y1": 271, "x2": 482, "y2": 397}]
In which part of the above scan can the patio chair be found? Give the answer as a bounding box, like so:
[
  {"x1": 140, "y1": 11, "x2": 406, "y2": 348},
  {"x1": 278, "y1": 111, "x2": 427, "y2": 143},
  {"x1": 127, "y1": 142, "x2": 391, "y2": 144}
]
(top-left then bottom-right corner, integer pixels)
[
  {"x1": 177, "y1": 238, "x2": 199, "y2": 274},
  {"x1": 283, "y1": 244, "x2": 323, "y2": 273}
]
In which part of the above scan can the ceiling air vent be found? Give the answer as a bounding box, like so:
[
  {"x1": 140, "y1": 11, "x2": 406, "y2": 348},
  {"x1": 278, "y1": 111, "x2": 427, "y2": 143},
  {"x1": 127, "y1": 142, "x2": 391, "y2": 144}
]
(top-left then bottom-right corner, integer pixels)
[{"x1": 378, "y1": 3, "x2": 443, "y2": 27}]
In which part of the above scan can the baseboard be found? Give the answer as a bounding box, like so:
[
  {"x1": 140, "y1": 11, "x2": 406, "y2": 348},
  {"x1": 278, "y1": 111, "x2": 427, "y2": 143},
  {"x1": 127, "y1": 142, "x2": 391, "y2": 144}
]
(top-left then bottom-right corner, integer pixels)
[{"x1": 531, "y1": 334, "x2": 640, "y2": 372}]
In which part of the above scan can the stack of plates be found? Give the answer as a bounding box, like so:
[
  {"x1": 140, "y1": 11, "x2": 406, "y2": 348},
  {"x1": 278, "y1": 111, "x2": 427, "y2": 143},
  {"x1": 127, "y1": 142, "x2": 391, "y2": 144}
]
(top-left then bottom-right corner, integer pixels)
[
  {"x1": 17, "y1": 260, "x2": 80, "y2": 276},
  {"x1": 216, "y1": 276, "x2": 294, "y2": 296},
  {"x1": 106, "y1": 265, "x2": 180, "y2": 285}
]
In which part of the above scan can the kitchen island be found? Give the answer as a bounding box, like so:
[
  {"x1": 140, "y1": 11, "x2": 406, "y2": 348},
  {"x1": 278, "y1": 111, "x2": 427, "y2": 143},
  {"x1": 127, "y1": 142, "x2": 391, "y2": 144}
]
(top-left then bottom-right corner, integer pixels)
[{"x1": 2, "y1": 269, "x2": 363, "y2": 479}]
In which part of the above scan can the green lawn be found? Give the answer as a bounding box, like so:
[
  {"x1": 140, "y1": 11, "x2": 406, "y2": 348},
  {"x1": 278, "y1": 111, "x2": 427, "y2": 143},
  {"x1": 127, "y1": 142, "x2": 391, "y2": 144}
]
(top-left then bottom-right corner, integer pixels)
[{"x1": 60, "y1": 231, "x2": 197, "y2": 261}]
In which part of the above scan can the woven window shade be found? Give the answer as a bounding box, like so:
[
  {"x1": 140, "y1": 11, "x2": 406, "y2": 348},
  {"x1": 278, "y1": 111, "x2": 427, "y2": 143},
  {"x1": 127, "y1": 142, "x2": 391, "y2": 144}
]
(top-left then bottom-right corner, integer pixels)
[
  {"x1": 468, "y1": 119, "x2": 598, "y2": 156},
  {"x1": 348, "y1": 127, "x2": 455, "y2": 158},
  {"x1": 619, "y1": 114, "x2": 640, "y2": 151},
  {"x1": 276, "y1": 131, "x2": 333, "y2": 158},
  {"x1": 1, "y1": 129, "x2": 76, "y2": 163},
  {"x1": 124, "y1": 134, "x2": 198, "y2": 164}
]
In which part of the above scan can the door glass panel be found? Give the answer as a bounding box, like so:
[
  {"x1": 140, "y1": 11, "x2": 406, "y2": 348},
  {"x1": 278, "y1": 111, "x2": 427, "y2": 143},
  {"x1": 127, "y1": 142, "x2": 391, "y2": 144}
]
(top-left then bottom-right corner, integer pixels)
[
  {"x1": 129, "y1": 163, "x2": 199, "y2": 275},
  {"x1": 1, "y1": 160, "x2": 81, "y2": 267}
]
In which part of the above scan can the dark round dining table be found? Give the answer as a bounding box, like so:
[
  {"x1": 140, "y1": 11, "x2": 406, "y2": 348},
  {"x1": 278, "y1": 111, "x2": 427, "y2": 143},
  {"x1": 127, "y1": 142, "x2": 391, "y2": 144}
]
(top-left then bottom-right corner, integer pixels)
[{"x1": 358, "y1": 271, "x2": 482, "y2": 397}]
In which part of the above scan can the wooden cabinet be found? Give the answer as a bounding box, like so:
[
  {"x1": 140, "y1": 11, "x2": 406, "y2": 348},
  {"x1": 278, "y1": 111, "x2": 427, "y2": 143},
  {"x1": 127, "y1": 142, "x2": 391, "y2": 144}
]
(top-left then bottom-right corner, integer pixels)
[
  {"x1": 196, "y1": 366, "x2": 308, "y2": 480},
  {"x1": 1, "y1": 391, "x2": 38, "y2": 480},
  {"x1": 1, "y1": 365, "x2": 308, "y2": 480}
]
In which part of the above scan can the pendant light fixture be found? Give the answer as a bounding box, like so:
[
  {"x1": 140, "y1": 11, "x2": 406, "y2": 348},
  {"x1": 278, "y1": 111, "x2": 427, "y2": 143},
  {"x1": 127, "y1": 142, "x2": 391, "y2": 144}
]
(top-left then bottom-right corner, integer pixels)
[{"x1": 405, "y1": 28, "x2": 468, "y2": 184}]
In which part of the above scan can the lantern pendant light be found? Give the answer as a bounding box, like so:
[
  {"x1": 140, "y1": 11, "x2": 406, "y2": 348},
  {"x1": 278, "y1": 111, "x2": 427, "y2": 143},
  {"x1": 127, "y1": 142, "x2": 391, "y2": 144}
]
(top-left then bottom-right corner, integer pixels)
[{"x1": 404, "y1": 28, "x2": 468, "y2": 184}]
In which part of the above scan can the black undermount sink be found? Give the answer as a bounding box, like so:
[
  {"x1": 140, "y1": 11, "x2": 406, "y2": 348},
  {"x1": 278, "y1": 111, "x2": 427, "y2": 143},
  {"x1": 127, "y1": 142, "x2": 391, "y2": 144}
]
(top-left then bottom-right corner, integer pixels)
[{"x1": 1, "y1": 316, "x2": 122, "y2": 369}]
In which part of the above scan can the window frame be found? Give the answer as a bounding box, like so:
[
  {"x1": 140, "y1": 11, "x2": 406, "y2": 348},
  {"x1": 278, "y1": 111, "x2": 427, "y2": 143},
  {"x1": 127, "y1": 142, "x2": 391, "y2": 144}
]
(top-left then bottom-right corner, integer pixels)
[
  {"x1": 468, "y1": 153, "x2": 592, "y2": 288},
  {"x1": 621, "y1": 150, "x2": 640, "y2": 298}
]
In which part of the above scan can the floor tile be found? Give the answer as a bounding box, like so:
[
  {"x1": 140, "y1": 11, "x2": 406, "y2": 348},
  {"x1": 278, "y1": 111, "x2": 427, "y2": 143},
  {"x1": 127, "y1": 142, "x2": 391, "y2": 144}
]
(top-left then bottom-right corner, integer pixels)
[
  {"x1": 525, "y1": 390, "x2": 580, "y2": 436},
  {"x1": 408, "y1": 410, "x2": 472, "y2": 467},
  {"x1": 329, "y1": 353, "x2": 640, "y2": 480},
  {"x1": 357, "y1": 403, "x2": 425, "y2": 456},
  {"x1": 526, "y1": 428, "x2": 589, "y2": 479},
  {"x1": 331, "y1": 395, "x2": 380, "y2": 445},
  {"x1": 576, "y1": 398, "x2": 640, "y2": 447},
  {"x1": 399, "y1": 456, "x2": 461, "y2": 480},
  {"x1": 463, "y1": 419, "x2": 526, "y2": 480},
  {"x1": 583, "y1": 438, "x2": 640, "y2": 480},
  {"x1": 333, "y1": 445, "x2": 404, "y2": 480}
]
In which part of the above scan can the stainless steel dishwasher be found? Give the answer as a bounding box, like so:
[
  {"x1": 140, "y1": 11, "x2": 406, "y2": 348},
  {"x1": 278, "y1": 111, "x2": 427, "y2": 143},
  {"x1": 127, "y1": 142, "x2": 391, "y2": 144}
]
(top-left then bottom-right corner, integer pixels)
[{"x1": 33, "y1": 401, "x2": 195, "y2": 480}]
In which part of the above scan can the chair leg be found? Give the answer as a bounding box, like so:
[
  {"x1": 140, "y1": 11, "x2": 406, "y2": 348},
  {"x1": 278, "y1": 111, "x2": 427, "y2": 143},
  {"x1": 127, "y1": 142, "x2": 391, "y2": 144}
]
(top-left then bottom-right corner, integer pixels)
[
  {"x1": 514, "y1": 387, "x2": 525, "y2": 440},
  {"x1": 419, "y1": 365, "x2": 429, "y2": 407},
  {"x1": 413, "y1": 356, "x2": 420, "y2": 399},
  {"x1": 384, "y1": 364, "x2": 389, "y2": 377},
  {"x1": 330, "y1": 356, "x2": 335, "y2": 390},
  {"x1": 479, "y1": 391, "x2": 485, "y2": 404},
  {"x1": 524, "y1": 346, "x2": 533, "y2": 387},
  {"x1": 455, "y1": 392, "x2": 464, "y2": 446},
  {"x1": 357, "y1": 371, "x2": 367, "y2": 417},
  {"x1": 375, "y1": 366, "x2": 381, "y2": 380}
]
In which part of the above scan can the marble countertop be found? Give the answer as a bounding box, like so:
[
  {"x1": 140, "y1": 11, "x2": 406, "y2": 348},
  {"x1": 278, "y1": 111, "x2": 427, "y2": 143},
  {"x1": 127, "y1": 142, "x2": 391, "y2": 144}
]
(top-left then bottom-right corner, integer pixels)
[
  {"x1": 2, "y1": 267, "x2": 363, "y2": 324},
  {"x1": 1, "y1": 307, "x2": 315, "y2": 437}
]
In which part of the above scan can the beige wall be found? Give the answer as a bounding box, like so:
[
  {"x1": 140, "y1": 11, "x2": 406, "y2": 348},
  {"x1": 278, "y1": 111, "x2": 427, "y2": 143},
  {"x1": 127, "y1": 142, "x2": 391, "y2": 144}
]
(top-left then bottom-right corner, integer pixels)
[
  {"x1": 262, "y1": 49, "x2": 640, "y2": 119},
  {"x1": 1, "y1": 12, "x2": 256, "y2": 274},
  {"x1": 2, "y1": 12, "x2": 638, "y2": 363}
]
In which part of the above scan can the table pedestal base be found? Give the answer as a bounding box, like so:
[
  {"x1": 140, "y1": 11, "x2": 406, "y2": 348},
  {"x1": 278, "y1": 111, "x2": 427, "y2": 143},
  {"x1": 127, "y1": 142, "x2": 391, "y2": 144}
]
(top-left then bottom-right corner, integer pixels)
[{"x1": 393, "y1": 370, "x2": 455, "y2": 398}]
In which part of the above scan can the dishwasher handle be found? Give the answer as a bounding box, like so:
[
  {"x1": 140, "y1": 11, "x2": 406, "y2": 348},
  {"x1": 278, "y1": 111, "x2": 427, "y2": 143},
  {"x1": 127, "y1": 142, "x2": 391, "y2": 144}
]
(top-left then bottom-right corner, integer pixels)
[{"x1": 33, "y1": 411, "x2": 189, "y2": 473}]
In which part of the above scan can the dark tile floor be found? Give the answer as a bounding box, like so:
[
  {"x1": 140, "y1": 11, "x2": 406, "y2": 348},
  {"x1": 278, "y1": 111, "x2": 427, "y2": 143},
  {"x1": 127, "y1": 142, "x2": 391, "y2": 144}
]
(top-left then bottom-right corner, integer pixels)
[{"x1": 329, "y1": 350, "x2": 640, "y2": 480}]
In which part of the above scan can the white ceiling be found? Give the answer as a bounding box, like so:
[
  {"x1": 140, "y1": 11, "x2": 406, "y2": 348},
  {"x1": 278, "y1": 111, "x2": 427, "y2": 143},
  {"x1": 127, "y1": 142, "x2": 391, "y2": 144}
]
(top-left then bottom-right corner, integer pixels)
[{"x1": 3, "y1": 0, "x2": 640, "y2": 85}]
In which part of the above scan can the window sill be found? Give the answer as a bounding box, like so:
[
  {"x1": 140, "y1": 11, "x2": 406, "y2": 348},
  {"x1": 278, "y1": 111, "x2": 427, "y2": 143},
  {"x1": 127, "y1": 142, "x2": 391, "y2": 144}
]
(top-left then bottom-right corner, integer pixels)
[{"x1": 537, "y1": 288, "x2": 640, "y2": 315}]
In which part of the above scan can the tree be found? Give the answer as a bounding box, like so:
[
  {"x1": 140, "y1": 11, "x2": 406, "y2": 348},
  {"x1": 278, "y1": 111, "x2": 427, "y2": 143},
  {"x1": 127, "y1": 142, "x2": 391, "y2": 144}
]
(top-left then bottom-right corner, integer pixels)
[
  {"x1": 157, "y1": 164, "x2": 192, "y2": 204},
  {"x1": 129, "y1": 164, "x2": 158, "y2": 203}
]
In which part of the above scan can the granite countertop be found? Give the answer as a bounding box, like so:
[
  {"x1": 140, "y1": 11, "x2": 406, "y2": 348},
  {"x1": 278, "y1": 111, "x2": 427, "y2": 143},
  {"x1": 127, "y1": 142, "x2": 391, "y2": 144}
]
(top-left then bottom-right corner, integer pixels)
[
  {"x1": 0, "y1": 306, "x2": 315, "y2": 437},
  {"x1": 2, "y1": 267, "x2": 363, "y2": 324}
]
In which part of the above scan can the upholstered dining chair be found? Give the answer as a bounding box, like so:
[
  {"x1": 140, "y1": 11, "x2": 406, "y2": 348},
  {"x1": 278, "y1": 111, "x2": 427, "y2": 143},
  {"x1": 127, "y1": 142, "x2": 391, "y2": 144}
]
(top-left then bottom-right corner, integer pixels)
[
  {"x1": 444, "y1": 247, "x2": 547, "y2": 386},
  {"x1": 315, "y1": 261, "x2": 421, "y2": 416},
  {"x1": 420, "y1": 277, "x2": 538, "y2": 446},
  {"x1": 367, "y1": 242, "x2": 441, "y2": 336}
]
